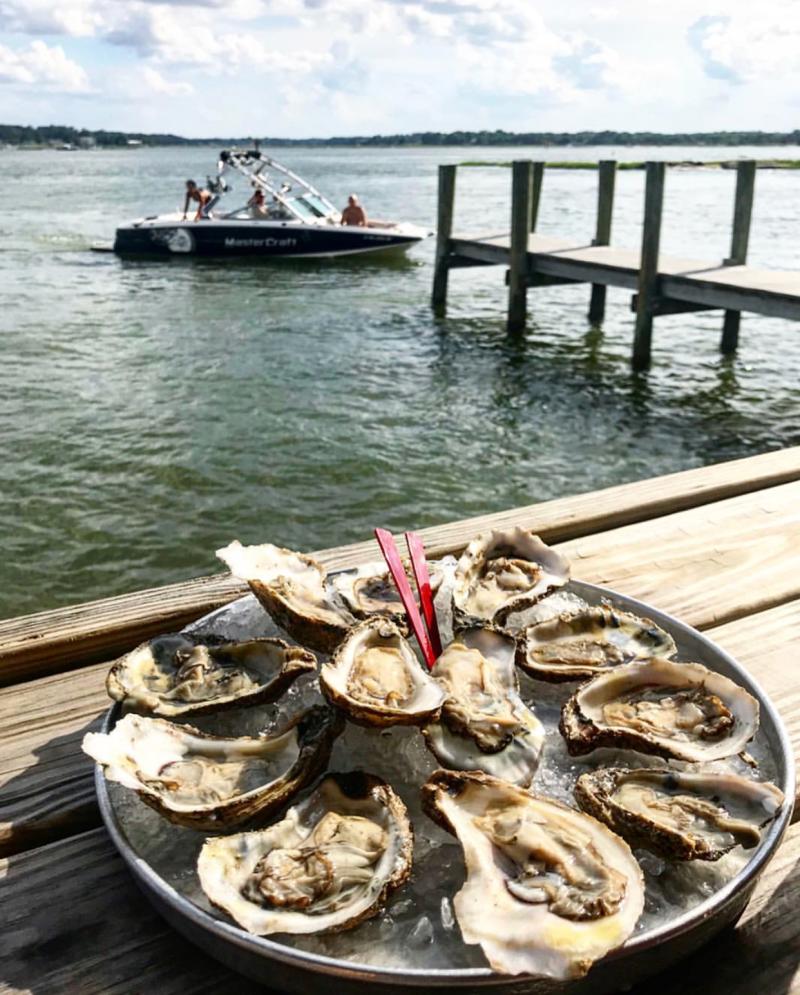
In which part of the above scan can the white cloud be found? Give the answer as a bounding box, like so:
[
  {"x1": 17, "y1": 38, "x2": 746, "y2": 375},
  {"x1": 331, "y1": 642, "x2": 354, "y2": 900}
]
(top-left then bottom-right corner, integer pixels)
[
  {"x1": 690, "y1": 5, "x2": 800, "y2": 82},
  {"x1": 0, "y1": 40, "x2": 90, "y2": 91},
  {"x1": 141, "y1": 65, "x2": 193, "y2": 95},
  {"x1": 2, "y1": 0, "x2": 800, "y2": 134}
]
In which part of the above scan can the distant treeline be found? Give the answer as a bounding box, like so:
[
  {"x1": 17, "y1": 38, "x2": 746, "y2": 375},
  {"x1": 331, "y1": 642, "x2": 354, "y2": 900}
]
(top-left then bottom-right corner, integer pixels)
[{"x1": 3, "y1": 124, "x2": 800, "y2": 148}]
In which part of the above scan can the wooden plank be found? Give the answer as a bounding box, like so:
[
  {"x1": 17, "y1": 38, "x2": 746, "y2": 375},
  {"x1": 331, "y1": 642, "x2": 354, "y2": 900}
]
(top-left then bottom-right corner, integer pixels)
[
  {"x1": 430, "y1": 164, "x2": 457, "y2": 314},
  {"x1": 633, "y1": 161, "x2": 666, "y2": 370},
  {"x1": 4, "y1": 446, "x2": 800, "y2": 686},
  {"x1": 630, "y1": 294, "x2": 718, "y2": 317},
  {"x1": 557, "y1": 479, "x2": 800, "y2": 629},
  {"x1": 3, "y1": 820, "x2": 800, "y2": 995},
  {"x1": 448, "y1": 227, "x2": 800, "y2": 321},
  {"x1": 0, "y1": 661, "x2": 108, "y2": 856},
  {"x1": 0, "y1": 828, "x2": 270, "y2": 995},
  {"x1": 588, "y1": 159, "x2": 617, "y2": 322},
  {"x1": 721, "y1": 160, "x2": 757, "y2": 353},
  {"x1": 4, "y1": 489, "x2": 800, "y2": 858},
  {"x1": 507, "y1": 160, "x2": 533, "y2": 333}
]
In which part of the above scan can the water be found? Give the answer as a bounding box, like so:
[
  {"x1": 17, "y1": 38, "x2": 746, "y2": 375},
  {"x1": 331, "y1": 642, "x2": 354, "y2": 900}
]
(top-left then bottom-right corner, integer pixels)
[{"x1": 2, "y1": 144, "x2": 800, "y2": 619}]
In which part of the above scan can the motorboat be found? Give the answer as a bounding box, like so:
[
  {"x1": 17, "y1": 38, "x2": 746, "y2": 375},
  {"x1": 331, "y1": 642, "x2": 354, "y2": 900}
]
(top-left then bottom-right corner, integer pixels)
[{"x1": 112, "y1": 149, "x2": 429, "y2": 259}]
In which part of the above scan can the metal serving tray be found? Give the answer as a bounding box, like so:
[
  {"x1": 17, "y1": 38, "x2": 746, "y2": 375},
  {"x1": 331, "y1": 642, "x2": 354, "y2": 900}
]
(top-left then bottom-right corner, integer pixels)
[{"x1": 95, "y1": 581, "x2": 794, "y2": 994}]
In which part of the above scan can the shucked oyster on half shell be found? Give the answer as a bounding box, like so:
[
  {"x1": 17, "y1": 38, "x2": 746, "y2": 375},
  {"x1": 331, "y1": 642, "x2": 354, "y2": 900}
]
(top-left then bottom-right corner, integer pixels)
[
  {"x1": 330, "y1": 560, "x2": 445, "y2": 623},
  {"x1": 320, "y1": 618, "x2": 446, "y2": 727},
  {"x1": 217, "y1": 541, "x2": 357, "y2": 654},
  {"x1": 422, "y1": 770, "x2": 644, "y2": 979},
  {"x1": 452, "y1": 527, "x2": 570, "y2": 628},
  {"x1": 83, "y1": 706, "x2": 343, "y2": 830},
  {"x1": 575, "y1": 767, "x2": 785, "y2": 861},
  {"x1": 517, "y1": 606, "x2": 676, "y2": 683},
  {"x1": 423, "y1": 628, "x2": 545, "y2": 786},
  {"x1": 560, "y1": 657, "x2": 759, "y2": 762},
  {"x1": 198, "y1": 772, "x2": 413, "y2": 935},
  {"x1": 106, "y1": 634, "x2": 316, "y2": 717}
]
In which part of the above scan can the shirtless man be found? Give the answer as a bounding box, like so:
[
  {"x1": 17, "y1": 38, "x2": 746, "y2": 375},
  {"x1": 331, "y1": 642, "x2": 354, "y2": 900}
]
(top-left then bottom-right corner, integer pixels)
[
  {"x1": 182, "y1": 179, "x2": 213, "y2": 221},
  {"x1": 340, "y1": 194, "x2": 367, "y2": 227}
]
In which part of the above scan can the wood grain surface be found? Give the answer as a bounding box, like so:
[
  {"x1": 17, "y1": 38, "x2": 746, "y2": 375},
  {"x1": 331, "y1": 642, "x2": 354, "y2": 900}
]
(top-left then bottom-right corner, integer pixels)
[
  {"x1": 2, "y1": 822, "x2": 799, "y2": 995},
  {"x1": 3, "y1": 446, "x2": 800, "y2": 686}
]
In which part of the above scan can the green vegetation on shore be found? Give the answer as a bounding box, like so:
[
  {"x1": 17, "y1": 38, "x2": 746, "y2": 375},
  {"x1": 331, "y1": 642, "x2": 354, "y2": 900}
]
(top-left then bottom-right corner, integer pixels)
[{"x1": 3, "y1": 124, "x2": 800, "y2": 150}]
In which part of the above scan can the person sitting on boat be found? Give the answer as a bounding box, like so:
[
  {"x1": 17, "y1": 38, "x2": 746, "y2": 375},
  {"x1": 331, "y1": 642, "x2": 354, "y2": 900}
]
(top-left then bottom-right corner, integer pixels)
[
  {"x1": 341, "y1": 194, "x2": 367, "y2": 227},
  {"x1": 183, "y1": 180, "x2": 213, "y2": 221},
  {"x1": 247, "y1": 185, "x2": 266, "y2": 217}
]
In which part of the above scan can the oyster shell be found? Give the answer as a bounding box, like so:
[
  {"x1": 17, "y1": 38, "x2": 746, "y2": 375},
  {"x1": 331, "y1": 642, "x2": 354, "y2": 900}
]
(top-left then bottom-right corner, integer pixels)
[
  {"x1": 198, "y1": 772, "x2": 413, "y2": 934},
  {"x1": 518, "y1": 606, "x2": 676, "y2": 682},
  {"x1": 560, "y1": 657, "x2": 759, "y2": 761},
  {"x1": 423, "y1": 628, "x2": 545, "y2": 786},
  {"x1": 422, "y1": 770, "x2": 644, "y2": 978},
  {"x1": 452, "y1": 527, "x2": 570, "y2": 628},
  {"x1": 83, "y1": 706, "x2": 342, "y2": 830},
  {"x1": 106, "y1": 633, "x2": 315, "y2": 717},
  {"x1": 320, "y1": 618, "x2": 446, "y2": 727},
  {"x1": 331, "y1": 560, "x2": 443, "y2": 622},
  {"x1": 217, "y1": 541, "x2": 356, "y2": 653},
  {"x1": 575, "y1": 767, "x2": 784, "y2": 861}
]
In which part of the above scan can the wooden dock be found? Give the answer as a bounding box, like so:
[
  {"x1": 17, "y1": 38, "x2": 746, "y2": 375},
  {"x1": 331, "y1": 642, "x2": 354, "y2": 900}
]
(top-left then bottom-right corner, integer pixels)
[
  {"x1": 3, "y1": 447, "x2": 800, "y2": 991},
  {"x1": 432, "y1": 160, "x2": 800, "y2": 368}
]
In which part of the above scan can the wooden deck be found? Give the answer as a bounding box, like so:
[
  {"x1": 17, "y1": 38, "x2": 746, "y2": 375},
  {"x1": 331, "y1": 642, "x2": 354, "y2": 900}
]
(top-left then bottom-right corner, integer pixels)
[
  {"x1": 450, "y1": 232, "x2": 800, "y2": 320},
  {"x1": 433, "y1": 159, "x2": 800, "y2": 368},
  {"x1": 3, "y1": 448, "x2": 800, "y2": 993}
]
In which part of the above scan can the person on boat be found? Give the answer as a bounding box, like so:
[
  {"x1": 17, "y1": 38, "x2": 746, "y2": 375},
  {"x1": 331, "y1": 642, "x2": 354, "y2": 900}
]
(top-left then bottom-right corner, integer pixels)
[
  {"x1": 183, "y1": 180, "x2": 213, "y2": 221},
  {"x1": 247, "y1": 185, "x2": 266, "y2": 217},
  {"x1": 341, "y1": 194, "x2": 367, "y2": 227}
]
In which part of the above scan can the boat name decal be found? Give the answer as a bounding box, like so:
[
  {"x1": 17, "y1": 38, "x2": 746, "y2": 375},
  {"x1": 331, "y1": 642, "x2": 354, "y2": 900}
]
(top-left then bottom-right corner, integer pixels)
[{"x1": 224, "y1": 237, "x2": 298, "y2": 248}]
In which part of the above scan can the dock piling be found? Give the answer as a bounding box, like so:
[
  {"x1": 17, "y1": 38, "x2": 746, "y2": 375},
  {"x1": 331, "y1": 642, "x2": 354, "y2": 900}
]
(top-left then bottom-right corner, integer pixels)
[
  {"x1": 530, "y1": 162, "x2": 544, "y2": 232},
  {"x1": 507, "y1": 160, "x2": 534, "y2": 333},
  {"x1": 632, "y1": 162, "x2": 666, "y2": 370},
  {"x1": 431, "y1": 164, "x2": 457, "y2": 315},
  {"x1": 721, "y1": 160, "x2": 757, "y2": 354},
  {"x1": 588, "y1": 160, "x2": 617, "y2": 323}
]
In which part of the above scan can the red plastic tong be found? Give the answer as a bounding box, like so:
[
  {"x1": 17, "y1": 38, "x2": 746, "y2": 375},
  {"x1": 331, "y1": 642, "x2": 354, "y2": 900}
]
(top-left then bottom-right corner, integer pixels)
[{"x1": 373, "y1": 528, "x2": 443, "y2": 669}]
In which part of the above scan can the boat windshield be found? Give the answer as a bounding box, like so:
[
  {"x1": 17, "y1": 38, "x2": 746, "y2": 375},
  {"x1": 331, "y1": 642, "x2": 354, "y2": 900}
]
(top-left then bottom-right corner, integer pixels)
[{"x1": 289, "y1": 195, "x2": 333, "y2": 221}]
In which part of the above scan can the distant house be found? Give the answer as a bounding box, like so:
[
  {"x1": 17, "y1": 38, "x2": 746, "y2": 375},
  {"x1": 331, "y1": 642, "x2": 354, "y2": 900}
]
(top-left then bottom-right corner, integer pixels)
[{"x1": 78, "y1": 136, "x2": 96, "y2": 149}]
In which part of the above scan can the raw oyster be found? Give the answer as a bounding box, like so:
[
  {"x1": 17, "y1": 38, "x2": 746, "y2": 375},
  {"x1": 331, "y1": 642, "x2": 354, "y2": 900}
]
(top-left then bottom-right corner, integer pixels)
[
  {"x1": 106, "y1": 633, "x2": 315, "y2": 717},
  {"x1": 518, "y1": 605, "x2": 676, "y2": 682},
  {"x1": 83, "y1": 706, "x2": 342, "y2": 830},
  {"x1": 423, "y1": 628, "x2": 545, "y2": 786},
  {"x1": 575, "y1": 767, "x2": 784, "y2": 861},
  {"x1": 560, "y1": 657, "x2": 759, "y2": 761},
  {"x1": 452, "y1": 527, "x2": 569, "y2": 628},
  {"x1": 331, "y1": 560, "x2": 444, "y2": 622},
  {"x1": 198, "y1": 772, "x2": 413, "y2": 934},
  {"x1": 320, "y1": 618, "x2": 446, "y2": 727},
  {"x1": 422, "y1": 770, "x2": 644, "y2": 978},
  {"x1": 217, "y1": 541, "x2": 356, "y2": 653}
]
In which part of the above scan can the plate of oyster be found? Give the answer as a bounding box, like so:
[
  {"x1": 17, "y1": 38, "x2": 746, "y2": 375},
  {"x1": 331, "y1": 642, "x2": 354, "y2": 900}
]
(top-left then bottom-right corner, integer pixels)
[{"x1": 87, "y1": 526, "x2": 793, "y2": 995}]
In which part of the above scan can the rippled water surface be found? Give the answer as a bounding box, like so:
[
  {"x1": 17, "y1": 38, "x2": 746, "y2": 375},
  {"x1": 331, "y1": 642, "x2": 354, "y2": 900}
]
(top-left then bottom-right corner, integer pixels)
[{"x1": 2, "y1": 145, "x2": 800, "y2": 618}]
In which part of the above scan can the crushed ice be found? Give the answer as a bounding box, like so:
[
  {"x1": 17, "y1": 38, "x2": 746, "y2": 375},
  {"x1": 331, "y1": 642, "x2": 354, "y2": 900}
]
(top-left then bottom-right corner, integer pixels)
[{"x1": 107, "y1": 579, "x2": 781, "y2": 971}]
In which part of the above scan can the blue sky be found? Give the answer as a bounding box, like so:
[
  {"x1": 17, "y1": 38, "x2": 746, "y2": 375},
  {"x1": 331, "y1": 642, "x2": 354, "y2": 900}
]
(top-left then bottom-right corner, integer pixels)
[{"x1": 0, "y1": 0, "x2": 797, "y2": 137}]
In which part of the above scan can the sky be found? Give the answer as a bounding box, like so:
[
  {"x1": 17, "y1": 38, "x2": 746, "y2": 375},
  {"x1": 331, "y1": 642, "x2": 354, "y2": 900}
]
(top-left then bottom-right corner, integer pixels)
[{"x1": 0, "y1": 0, "x2": 798, "y2": 138}]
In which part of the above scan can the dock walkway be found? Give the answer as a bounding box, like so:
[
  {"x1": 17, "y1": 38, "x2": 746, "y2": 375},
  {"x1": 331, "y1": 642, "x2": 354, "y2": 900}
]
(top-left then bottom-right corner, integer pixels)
[{"x1": 433, "y1": 160, "x2": 800, "y2": 367}]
